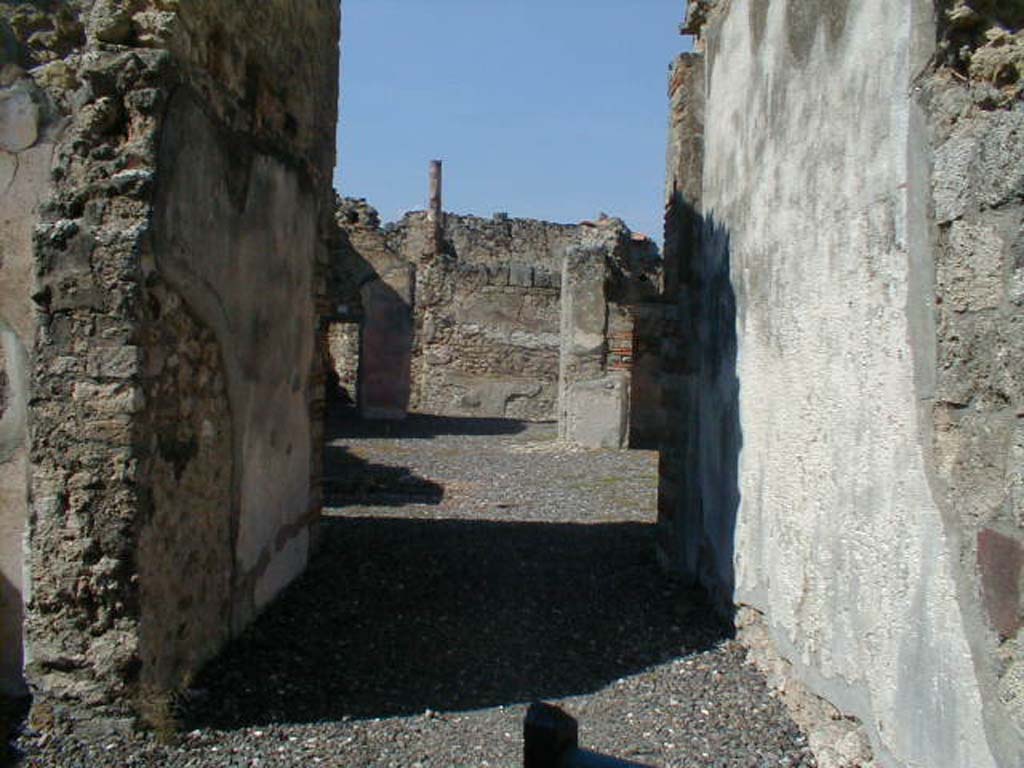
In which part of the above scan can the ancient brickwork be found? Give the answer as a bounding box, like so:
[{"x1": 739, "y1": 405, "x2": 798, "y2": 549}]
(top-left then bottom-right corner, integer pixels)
[{"x1": 1, "y1": 0, "x2": 339, "y2": 730}]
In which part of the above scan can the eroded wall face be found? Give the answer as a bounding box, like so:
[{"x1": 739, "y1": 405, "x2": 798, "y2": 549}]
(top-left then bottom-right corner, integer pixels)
[
  {"x1": 413, "y1": 254, "x2": 563, "y2": 420},
  {"x1": 135, "y1": 281, "x2": 233, "y2": 696},
  {"x1": 15, "y1": 2, "x2": 165, "y2": 719},
  {"x1": 667, "y1": 0, "x2": 1012, "y2": 765},
  {"x1": 411, "y1": 214, "x2": 583, "y2": 421},
  {"x1": 326, "y1": 322, "x2": 360, "y2": 403}
]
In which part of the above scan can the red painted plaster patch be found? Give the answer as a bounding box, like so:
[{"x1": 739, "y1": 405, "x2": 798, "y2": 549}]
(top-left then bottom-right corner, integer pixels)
[{"x1": 978, "y1": 527, "x2": 1024, "y2": 640}]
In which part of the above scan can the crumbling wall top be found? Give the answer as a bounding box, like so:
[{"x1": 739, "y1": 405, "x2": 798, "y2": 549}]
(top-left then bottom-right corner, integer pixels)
[{"x1": 938, "y1": 0, "x2": 1024, "y2": 103}]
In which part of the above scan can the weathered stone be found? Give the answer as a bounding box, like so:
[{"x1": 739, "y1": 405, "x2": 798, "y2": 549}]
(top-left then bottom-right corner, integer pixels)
[
  {"x1": 934, "y1": 109, "x2": 1024, "y2": 223},
  {"x1": 335, "y1": 200, "x2": 660, "y2": 423},
  {"x1": 88, "y1": 0, "x2": 134, "y2": 45},
  {"x1": 940, "y1": 220, "x2": 1006, "y2": 311},
  {"x1": 562, "y1": 374, "x2": 630, "y2": 449},
  {"x1": 509, "y1": 263, "x2": 534, "y2": 287}
]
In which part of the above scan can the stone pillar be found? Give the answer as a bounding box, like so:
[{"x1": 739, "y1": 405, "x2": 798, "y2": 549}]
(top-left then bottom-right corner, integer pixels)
[
  {"x1": 428, "y1": 159, "x2": 444, "y2": 256},
  {"x1": 558, "y1": 247, "x2": 629, "y2": 448}
]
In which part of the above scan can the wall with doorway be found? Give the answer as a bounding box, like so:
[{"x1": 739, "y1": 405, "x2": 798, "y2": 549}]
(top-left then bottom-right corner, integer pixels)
[{"x1": 660, "y1": 1, "x2": 1024, "y2": 766}]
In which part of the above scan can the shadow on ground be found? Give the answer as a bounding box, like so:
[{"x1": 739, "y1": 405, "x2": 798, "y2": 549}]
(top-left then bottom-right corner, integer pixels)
[
  {"x1": 327, "y1": 403, "x2": 533, "y2": 440},
  {"x1": 183, "y1": 514, "x2": 730, "y2": 729},
  {"x1": 322, "y1": 444, "x2": 445, "y2": 507}
]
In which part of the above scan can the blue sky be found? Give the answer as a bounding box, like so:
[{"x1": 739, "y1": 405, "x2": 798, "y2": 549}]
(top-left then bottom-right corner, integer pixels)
[{"x1": 335, "y1": 1, "x2": 691, "y2": 246}]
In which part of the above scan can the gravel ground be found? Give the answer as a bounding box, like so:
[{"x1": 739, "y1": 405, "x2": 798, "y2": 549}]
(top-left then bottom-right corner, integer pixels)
[{"x1": 11, "y1": 411, "x2": 815, "y2": 768}]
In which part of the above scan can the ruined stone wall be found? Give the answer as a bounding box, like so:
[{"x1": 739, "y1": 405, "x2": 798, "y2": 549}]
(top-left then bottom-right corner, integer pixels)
[
  {"x1": 410, "y1": 213, "x2": 586, "y2": 421},
  {"x1": 337, "y1": 200, "x2": 414, "y2": 419},
  {"x1": 658, "y1": 1, "x2": 1023, "y2": 766},
  {"x1": 2, "y1": 0, "x2": 339, "y2": 727},
  {"x1": 335, "y1": 206, "x2": 660, "y2": 423}
]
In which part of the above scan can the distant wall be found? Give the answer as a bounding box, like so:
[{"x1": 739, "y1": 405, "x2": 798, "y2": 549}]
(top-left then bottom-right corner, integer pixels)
[
  {"x1": 659, "y1": 1, "x2": 1024, "y2": 766},
  {"x1": 412, "y1": 213, "x2": 596, "y2": 421},
  {"x1": 335, "y1": 205, "x2": 661, "y2": 423},
  {"x1": 326, "y1": 322, "x2": 360, "y2": 403}
]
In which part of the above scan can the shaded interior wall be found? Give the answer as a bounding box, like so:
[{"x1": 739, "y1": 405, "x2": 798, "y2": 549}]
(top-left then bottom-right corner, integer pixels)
[
  {"x1": 659, "y1": 0, "x2": 1022, "y2": 766},
  {"x1": 0, "y1": 67, "x2": 58, "y2": 700},
  {"x1": 656, "y1": 51, "x2": 703, "y2": 572},
  {"x1": 141, "y1": 0, "x2": 339, "y2": 697},
  {"x1": 628, "y1": 303, "x2": 675, "y2": 449},
  {"x1": 135, "y1": 280, "x2": 232, "y2": 700},
  {"x1": 333, "y1": 198, "x2": 413, "y2": 419},
  {"x1": 5, "y1": 0, "x2": 339, "y2": 726},
  {"x1": 326, "y1": 322, "x2": 360, "y2": 403}
]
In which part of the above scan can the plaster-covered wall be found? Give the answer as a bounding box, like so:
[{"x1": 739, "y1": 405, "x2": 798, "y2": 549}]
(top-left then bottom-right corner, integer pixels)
[
  {"x1": 152, "y1": 92, "x2": 319, "y2": 630},
  {"x1": 664, "y1": 0, "x2": 1015, "y2": 765},
  {"x1": 0, "y1": 74, "x2": 54, "y2": 698}
]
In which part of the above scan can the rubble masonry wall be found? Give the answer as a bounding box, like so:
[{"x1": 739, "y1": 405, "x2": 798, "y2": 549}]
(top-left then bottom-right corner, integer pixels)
[{"x1": 336, "y1": 206, "x2": 659, "y2": 423}]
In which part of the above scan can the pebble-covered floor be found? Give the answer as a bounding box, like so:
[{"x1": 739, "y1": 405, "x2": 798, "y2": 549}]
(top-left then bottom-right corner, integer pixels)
[{"x1": 13, "y1": 411, "x2": 815, "y2": 767}]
